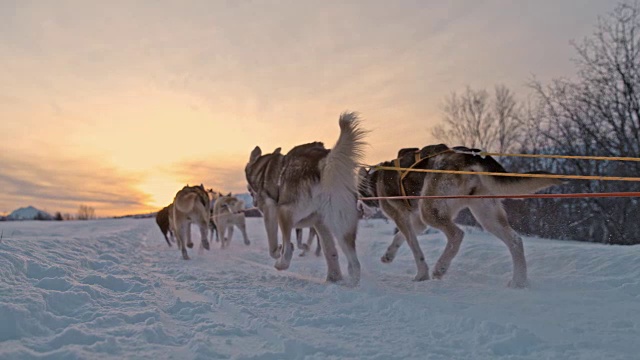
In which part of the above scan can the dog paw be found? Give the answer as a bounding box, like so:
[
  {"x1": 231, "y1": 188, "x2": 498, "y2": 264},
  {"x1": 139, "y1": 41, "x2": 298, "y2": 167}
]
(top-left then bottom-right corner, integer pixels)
[
  {"x1": 187, "y1": 242, "x2": 194, "y2": 249},
  {"x1": 412, "y1": 272, "x2": 430, "y2": 282},
  {"x1": 507, "y1": 279, "x2": 529, "y2": 289},
  {"x1": 325, "y1": 272, "x2": 343, "y2": 283},
  {"x1": 274, "y1": 260, "x2": 290, "y2": 271},
  {"x1": 244, "y1": 240, "x2": 251, "y2": 246},
  {"x1": 432, "y1": 267, "x2": 447, "y2": 279},
  {"x1": 202, "y1": 241, "x2": 210, "y2": 251},
  {"x1": 380, "y1": 254, "x2": 394, "y2": 264}
]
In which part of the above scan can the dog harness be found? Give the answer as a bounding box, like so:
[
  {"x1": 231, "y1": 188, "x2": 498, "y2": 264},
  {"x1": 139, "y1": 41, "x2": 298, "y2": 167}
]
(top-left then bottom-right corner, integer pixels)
[{"x1": 392, "y1": 148, "x2": 454, "y2": 208}]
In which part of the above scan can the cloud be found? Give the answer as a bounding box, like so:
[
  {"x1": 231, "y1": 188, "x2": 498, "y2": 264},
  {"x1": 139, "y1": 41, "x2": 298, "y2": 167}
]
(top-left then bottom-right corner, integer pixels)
[
  {"x1": 164, "y1": 159, "x2": 249, "y2": 195},
  {"x1": 0, "y1": 153, "x2": 153, "y2": 216}
]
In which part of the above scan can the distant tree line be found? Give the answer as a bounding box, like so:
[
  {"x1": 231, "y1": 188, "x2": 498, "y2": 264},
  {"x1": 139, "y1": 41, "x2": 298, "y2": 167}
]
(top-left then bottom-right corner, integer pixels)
[
  {"x1": 77, "y1": 205, "x2": 96, "y2": 220},
  {"x1": 432, "y1": 2, "x2": 640, "y2": 245}
]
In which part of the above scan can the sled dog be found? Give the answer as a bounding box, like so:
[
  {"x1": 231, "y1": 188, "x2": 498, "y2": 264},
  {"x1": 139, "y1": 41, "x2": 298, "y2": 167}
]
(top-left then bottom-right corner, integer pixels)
[
  {"x1": 212, "y1": 194, "x2": 251, "y2": 248},
  {"x1": 359, "y1": 144, "x2": 563, "y2": 287},
  {"x1": 155, "y1": 204, "x2": 174, "y2": 247},
  {"x1": 170, "y1": 184, "x2": 211, "y2": 260},
  {"x1": 245, "y1": 112, "x2": 366, "y2": 284}
]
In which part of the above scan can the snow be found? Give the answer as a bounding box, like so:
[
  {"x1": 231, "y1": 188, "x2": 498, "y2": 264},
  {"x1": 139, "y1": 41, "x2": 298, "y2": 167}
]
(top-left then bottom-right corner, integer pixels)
[{"x1": 0, "y1": 218, "x2": 639, "y2": 359}]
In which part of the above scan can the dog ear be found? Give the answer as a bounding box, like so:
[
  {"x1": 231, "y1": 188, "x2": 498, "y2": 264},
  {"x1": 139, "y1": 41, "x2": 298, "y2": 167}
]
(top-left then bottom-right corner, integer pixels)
[
  {"x1": 273, "y1": 147, "x2": 282, "y2": 155},
  {"x1": 250, "y1": 146, "x2": 262, "y2": 163},
  {"x1": 226, "y1": 192, "x2": 232, "y2": 197}
]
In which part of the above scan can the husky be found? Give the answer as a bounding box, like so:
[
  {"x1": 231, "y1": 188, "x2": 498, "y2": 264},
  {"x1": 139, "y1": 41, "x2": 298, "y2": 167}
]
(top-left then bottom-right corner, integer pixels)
[
  {"x1": 359, "y1": 144, "x2": 563, "y2": 287},
  {"x1": 245, "y1": 112, "x2": 366, "y2": 284},
  {"x1": 207, "y1": 189, "x2": 222, "y2": 243},
  {"x1": 170, "y1": 184, "x2": 211, "y2": 260},
  {"x1": 155, "y1": 204, "x2": 175, "y2": 247},
  {"x1": 295, "y1": 228, "x2": 321, "y2": 257},
  {"x1": 212, "y1": 194, "x2": 251, "y2": 248}
]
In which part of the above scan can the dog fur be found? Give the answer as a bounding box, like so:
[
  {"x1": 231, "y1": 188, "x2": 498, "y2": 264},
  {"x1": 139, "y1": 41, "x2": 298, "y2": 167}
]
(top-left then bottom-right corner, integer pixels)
[
  {"x1": 245, "y1": 112, "x2": 367, "y2": 284},
  {"x1": 212, "y1": 194, "x2": 251, "y2": 248},
  {"x1": 155, "y1": 204, "x2": 174, "y2": 247},
  {"x1": 360, "y1": 144, "x2": 563, "y2": 287},
  {"x1": 170, "y1": 184, "x2": 211, "y2": 260}
]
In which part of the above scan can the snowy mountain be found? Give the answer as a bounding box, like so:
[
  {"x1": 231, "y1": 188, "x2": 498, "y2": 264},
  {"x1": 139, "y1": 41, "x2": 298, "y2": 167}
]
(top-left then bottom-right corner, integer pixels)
[
  {"x1": 7, "y1": 206, "x2": 52, "y2": 220},
  {"x1": 234, "y1": 192, "x2": 254, "y2": 208},
  {"x1": 1, "y1": 218, "x2": 638, "y2": 359}
]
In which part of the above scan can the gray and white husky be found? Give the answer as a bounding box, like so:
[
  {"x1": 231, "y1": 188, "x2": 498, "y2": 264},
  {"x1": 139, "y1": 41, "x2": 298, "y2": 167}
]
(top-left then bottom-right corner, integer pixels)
[
  {"x1": 212, "y1": 194, "x2": 250, "y2": 248},
  {"x1": 359, "y1": 144, "x2": 563, "y2": 287},
  {"x1": 245, "y1": 112, "x2": 367, "y2": 284}
]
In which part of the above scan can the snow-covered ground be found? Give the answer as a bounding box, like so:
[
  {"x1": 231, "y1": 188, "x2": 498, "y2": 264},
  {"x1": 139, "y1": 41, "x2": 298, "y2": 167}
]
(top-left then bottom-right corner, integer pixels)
[{"x1": 1, "y1": 218, "x2": 639, "y2": 359}]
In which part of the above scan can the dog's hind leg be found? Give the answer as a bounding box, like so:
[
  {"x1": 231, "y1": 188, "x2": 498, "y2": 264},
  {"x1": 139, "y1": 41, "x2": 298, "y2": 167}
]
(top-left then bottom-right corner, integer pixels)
[
  {"x1": 295, "y1": 229, "x2": 306, "y2": 250},
  {"x1": 299, "y1": 228, "x2": 318, "y2": 257},
  {"x1": 186, "y1": 224, "x2": 194, "y2": 249},
  {"x1": 197, "y1": 218, "x2": 210, "y2": 251},
  {"x1": 336, "y1": 226, "x2": 360, "y2": 285},
  {"x1": 314, "y1": 222, "x2": 343, "y2": 283},
  {"x1": 314, "y1": 234, "x2": 322, "y2": 257},
  {"x1": 209, "y1": 219, "x2": 218, "y2": 243},
  {"x1": 469, "y1": 200, "x2": 528, "y2": 288},
  {"x1": 306, "y1": 227, "x2": 317, "y2": 253},
  {"x1": 177, "y1": 223, "x2": 190, "y2": 260}
]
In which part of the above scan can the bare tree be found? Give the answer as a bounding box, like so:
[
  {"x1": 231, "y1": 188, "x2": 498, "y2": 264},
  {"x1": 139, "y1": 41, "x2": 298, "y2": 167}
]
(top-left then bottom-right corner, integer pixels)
[
  {"x1": 431, "y1": 85, "x2": 523, "y2": 153},
  {"x1": 77, "y1": 205, "x2": 96, "y2": 220},
  {"x1": 530, "y1": 1, "x2": 640, "y2": 244}
]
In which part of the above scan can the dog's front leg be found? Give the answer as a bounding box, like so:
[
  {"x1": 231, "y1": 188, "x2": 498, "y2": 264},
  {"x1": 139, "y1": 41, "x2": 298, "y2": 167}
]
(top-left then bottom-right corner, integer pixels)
[
  {"x1": 262, "y1": 205, "x2": 281, "y2": 259},
  {"x1": 239, "y1": 221, "x2": 250, "y2": 246},
  {"x1": 395, "y1": 218, "x2": 429, "y2": 281},
  {"x1": 274, "y1": 212, "x2": 294, "y2": 270},
  {"x1": 219, "y1": 224, "x2": 228, "y2": 249},
  {"x1": 226, "y1": 226, "x2": 235, "y2": 247}
]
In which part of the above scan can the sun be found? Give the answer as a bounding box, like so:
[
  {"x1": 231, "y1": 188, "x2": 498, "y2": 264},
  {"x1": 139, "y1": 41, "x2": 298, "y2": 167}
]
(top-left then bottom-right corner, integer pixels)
[{"x1": 139, "y1": 175, "x2": 186, "y2": 210}]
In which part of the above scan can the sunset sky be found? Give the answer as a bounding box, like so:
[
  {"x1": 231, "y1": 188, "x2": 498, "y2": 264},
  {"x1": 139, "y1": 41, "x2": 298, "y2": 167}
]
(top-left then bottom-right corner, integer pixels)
[{"x1": 0, "y1": 0, "x2": 612, "y2": 217}]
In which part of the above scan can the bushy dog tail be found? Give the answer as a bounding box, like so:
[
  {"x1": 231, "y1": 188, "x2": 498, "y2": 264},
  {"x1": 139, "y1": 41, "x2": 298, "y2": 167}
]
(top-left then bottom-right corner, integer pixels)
[
  {"x1": 321, "y1": 112, "x2": 367, "y2": 235},
  {"x1": 174, "y1": 192, "x2": 197, "y2": 213}
]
